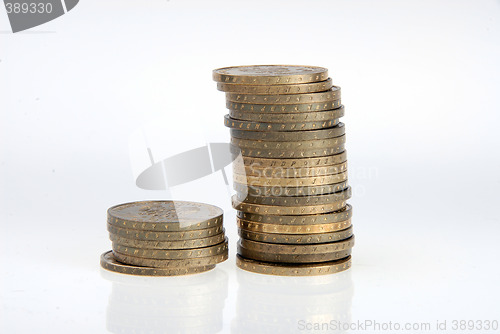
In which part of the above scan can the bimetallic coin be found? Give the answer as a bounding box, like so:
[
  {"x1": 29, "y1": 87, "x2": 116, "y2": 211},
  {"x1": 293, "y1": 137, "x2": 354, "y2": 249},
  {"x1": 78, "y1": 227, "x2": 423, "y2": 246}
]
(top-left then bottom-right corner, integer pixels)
[
  {"x1": 238, "y1": 243, "x2": 351, "y2": 263},
  {"x1": 234, "y1": 181, "x2": 349, "y2": 197},
  {"x1": 100, "y1": 251, "x2": 215, "y2": 276},
  {"x1": 233, "y1": 198, "x2": 348, "y2": 216},
  {"x1": 227, "y1": 100, "x2": 341, "y2": 113},
  {"x1": 239, "y1": 152, "x2": 347, "y2": 168},
  {"x1": 237, "y1": 205, "x2": 352, "y2": 225},
  {"x1": 236, "y1": 254, "x2": 351, "y2": 276},
  {"x1": 113, "y1": 251, "x2": 228, "y2": 269},
  {"x1": 213, "y1": 65, "x2": 328, "y2": 85},
  {"x1": 233, "y1": 171, "x2": 348, "y2": 186},
  {"x1": 240, "y1": 236, "x2": 355, "y2": 254},
  {"x1": 230, "y1": 124, "x2": 345, "y2": 141},
  {"x1": 226, "y1": 87, "x2": 340, "y2": 104},
  {"x1": 217, "y1": 78, "x2": 333, "y2": 94},
  {"x1": 237, "y1": 218, "x2": 352, "y2": 234},
  {"x1": 108, "y1": 232, "x2": 226, "y2": 250},
  {"x1": 229, "y1": 106, "x2": 344, "y2": 123},
  {"x1": 235, "y1": 187, "x2": 351, "y2": 206},
  {"x1": 234, "y1": 161, "x2": 348, "y2": 178},
  {"x1": 112, "y1": 239, "x2": 228, "y2": 259},
  {"x1": 107, "y1": 200, "x2": 223, "y2": 231},
  {"x1": 224, "y1": 115, "x2": 338, "y2": 132},
  {"x1": 107, "y1": 224, "x2": 224, "y2": 241},
  {"x1": 238, "y1": 226, "x2": 353, "y2": 244},
  {"x1": 231, "y1": 135, "x2": 346, "y2": 150}
]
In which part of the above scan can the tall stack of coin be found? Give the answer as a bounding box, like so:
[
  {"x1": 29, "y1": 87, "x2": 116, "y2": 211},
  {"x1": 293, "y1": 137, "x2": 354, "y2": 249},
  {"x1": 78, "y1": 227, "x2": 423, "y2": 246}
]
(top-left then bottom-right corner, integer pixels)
[
  {"x1": 100, "y1": 200, "x2": 228, "y2": 276},
  {"x1": 213, "y1": 65, "x2": 354, "y2": 276}
]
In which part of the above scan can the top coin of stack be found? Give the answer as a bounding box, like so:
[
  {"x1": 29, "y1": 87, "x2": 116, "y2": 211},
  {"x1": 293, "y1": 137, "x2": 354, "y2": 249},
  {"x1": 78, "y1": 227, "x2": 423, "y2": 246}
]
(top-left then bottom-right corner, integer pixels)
[
  {"x1": 100, "y1": 200, "x2": 228, "y2": 276},
  {"x1": 214, "y1": 65, "x2": 354, "y2": 276}
]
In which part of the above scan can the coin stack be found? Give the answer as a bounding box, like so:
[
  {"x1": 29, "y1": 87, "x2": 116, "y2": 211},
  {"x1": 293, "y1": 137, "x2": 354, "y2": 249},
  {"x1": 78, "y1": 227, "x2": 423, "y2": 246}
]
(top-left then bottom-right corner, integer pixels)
[
  {"x1": 100, "y1": 200, "x2": 228, "y2": 276},
  {"x1": 213, "y1": 65, "x2": 354, "y2": 276}
]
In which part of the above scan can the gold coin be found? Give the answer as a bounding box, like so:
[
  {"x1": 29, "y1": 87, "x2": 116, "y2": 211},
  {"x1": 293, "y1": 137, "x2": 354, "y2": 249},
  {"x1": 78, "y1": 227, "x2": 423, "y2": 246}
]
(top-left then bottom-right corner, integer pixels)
[
  {"x1": 112, "y1": 251, "x2": 228, "y2": 269},
  {"x1": 234, "y1": 161, "x2": 348, "y2": 178},
  {"x1": 237, "y1": 218, "x2": 352, "y2": 234},
  {"x1": 230, "y1": 123, "x2": 345, "y2": 141},
  {"x1": 217, "y1": 78, "x2": 333, "y2": 94},
  {"x1": 233, "y1": 144, "x2": 344, "y2": 159},
  {"x1": 107, "y1": 224, "x2": 224, "y2": 241},
  {"x1": 240, "y1": 236, "x2": 354, "y2": 254},
  {"x1": 233, "y1": 200, "x2": 347, "y2": 215},
  {"x1": 238, "y1": 226, "x2": 353, "y2": 244},
  {"x1": 226, "y1": 87, "x2": 340, "y2": 104},
  {"x1": 107, "y1": 200, "x2": 223, "y2": 231},
  {"x1": 235, "y1": 187, "x2": 351, "y2": 206},
  {"x1": 108, "y1": 232, "x2": 226, "y2": 249},
  {"x1": 237, "y1": 242, "x2": 351, "y2": 263},
  {"x1": 236, "y1": 254, "x2": 351, "y2": 276},
  {"x1": 213, "y1": 65, "x2": 328, "y2": 85},
  {"x1": 229, "y1": 106, "x2": 344, "y2": 123},
  {"x1": 224, "y1": 114, "x2": 339, "y2": 132},
  {"x1": 234, "y1": 181, "x2": 349, "y2": 197},
  {"x1": 227, "y1": 100, "x2": 341, "y2": 113},
  {"x1": 233, "y1": 171, "x2": 348, "y2": 186},
  {"x1": 238, "y1": 204, "x2": 352, "y2": 225},
  {"x1": 100, "y1": 251, "x2": 215, "y2": 276},
  {"x1": 231, "y1": 135, "x2": 346, "y2": 150},
  {"x1": 112, "y1": 239, "x2": 228, "y2": 259},
  {"x1": 239, "y1": 152, "x2": 347, "y2": 168}
]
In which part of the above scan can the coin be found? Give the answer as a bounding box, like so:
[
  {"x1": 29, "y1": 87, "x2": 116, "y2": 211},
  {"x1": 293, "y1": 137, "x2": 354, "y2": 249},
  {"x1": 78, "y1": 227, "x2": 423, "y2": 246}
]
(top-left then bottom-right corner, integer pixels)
[
  {"x1": 238, "y1": 152, "x2": 347, "y2": 168},
  {"x1": 240, "y1": 236, "x2": 354, "y2": 254},
  {"x1": 226, "y1": 87, "x2": 340, "y2": 104},
  {"x1": 233, "y1": 171, "x2": 348, "y2": 186},
  {"x1": 107, "y1": 200, "x2": 223, "y2": 231},
  {"x1": 112, "y1": 239, "x2": 228, "y2": 259},
  {"x1": 229, "y1": 107, "x2": 344, "y2": 123},
  {"x1": 237, "y1": 205, "x2": 352, "y2": 225},
  {"x1": 234, "y1": 181, "x2": 349, "y2": 196},
  {"x1": 108, "y1": 232, "x2": 226, "y2": 249},
  {"x1": 112, "y1": 251, "x2": 228, "y2": 268},
  {"x1": 237, "y1": 242, "x2": 351, "y2": 263},
  {"x1": 235, "y1": 187, "x2": 351, "y2": 206},
  {"x1": 233, "y1": 198, "x2": 348, "y2": 215},
  {"x1": 227, "y1": 100, "x2": 341, "y2": 113},
  {"x1": 236, "y1": 254, "x2": 351, "y2": 276},
  {"x1": 234, "y1": 161, "x2": 348, "y2": 178},
  {"x1": 224, "y1": 114, "x2": 339, "y2": 131},
  {"x1": 100, "y1": 251, "x2": 216, "y2": 276},
  {"x1": 107, "y1": 224, "x2": 224, "y2": 241},
  {"x1": 213, "y1": 65, "x2": 328, "y2": 85},
  {"x1": 217, "y1": 78, "x2": 333, "y2": 94},
  {"x1": 237, "y1": 218, "x2": 352, "y2": 234},
  {"x1": 230, "y1": 124, "x2": 345, "y2": 141},
  {"x1": 231, "y1": 135, "x2": 346, "y2": 151},
  {"x1": 238, "y1": 226, "x2": 353, "y2": 244},
  {"x1": 233, "y1": 144, "x2": 344, "y2": 159}
]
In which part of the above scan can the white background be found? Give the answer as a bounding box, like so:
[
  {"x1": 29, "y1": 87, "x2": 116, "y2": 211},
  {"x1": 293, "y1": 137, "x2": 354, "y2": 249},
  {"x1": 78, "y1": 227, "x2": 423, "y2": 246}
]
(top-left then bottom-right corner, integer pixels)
[{"x1": 1, "y1": 0, "x2": 500, "y2": 333}]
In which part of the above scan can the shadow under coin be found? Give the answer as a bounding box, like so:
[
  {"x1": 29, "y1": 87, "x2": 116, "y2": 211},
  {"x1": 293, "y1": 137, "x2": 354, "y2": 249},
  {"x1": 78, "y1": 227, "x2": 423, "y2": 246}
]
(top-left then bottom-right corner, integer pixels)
[
  {"x1": 101, "y1": 267, "x2": 228, "y2": 334},
  {"x1": 232, "y1": 269, "x2": 353, "y2": 334}
]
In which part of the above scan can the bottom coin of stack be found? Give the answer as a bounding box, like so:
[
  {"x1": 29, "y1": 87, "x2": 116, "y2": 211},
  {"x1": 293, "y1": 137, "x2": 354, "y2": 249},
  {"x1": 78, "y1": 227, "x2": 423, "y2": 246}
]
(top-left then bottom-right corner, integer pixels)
[{"x1": 100, "y1": 200, "x2": 228, "y2": 276}]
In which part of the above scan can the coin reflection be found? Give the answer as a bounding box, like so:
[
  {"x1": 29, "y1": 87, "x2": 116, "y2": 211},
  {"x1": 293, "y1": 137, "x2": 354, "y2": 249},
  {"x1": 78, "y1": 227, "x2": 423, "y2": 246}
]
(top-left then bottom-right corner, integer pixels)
[
  {"x1": 101, "y1": 268, "x2": 228, "y2": 334},
  {"x1": 232, "y1": 269, "x2": 353, "y2": 334}
]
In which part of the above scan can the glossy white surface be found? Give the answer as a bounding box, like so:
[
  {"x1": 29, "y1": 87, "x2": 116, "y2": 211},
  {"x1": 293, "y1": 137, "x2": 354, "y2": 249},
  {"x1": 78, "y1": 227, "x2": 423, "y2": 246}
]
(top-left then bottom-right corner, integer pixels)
[{"x1": 1, "y1": 1, "x2": 499, "y2": 333}]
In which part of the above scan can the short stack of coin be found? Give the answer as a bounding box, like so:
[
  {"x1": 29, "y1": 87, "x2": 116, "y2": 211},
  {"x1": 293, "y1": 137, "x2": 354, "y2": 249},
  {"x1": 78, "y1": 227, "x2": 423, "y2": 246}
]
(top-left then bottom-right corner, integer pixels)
[
  {"x1": 100, "y1": 200, "x2": 228, "y2": 276},
  {"x1": 213, "y1": 65, "x2": 354, "y2": 276}
]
